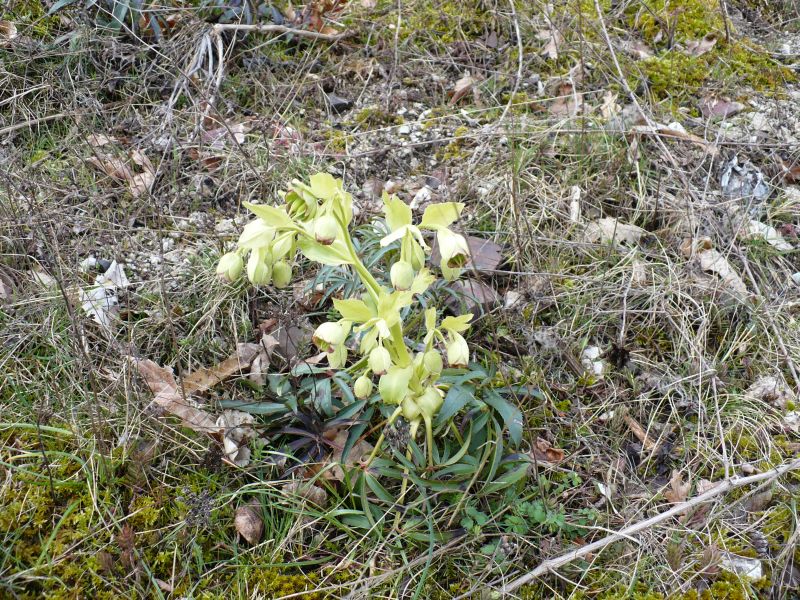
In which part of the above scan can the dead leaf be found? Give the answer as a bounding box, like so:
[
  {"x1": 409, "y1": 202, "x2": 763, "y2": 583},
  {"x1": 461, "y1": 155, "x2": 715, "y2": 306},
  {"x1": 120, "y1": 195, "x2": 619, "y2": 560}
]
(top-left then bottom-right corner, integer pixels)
[
  {"x1": 530, "y1": 437, "x2": 565, "y2": 463},
  {"x1": 696, "y1": 479, "x2": 720, "y2": 494},
  {"x1": 155, "y1": 579, "x2": 174, "y2": 593},
  {"x1": 431, "y1": 235, "x2": 503, "y2": 274},
  {"x1": 0, "y1": 20, "x2": 17, "y2": 45},
  {"x1": 217, "y1": 409, "x2": 257, "y2": 467},
  {"x1": 744, "y1": 375, "x2": 795, "y2": 409},
  {"x1": 182, "y1": 343, "x2": 261, "y2": 395},
  {"x1": 537, "y1": 29, "x2": 563, "y2": 60},
  {"x1": 87, "y1": 149, "x2": 155, "y2": 198},
  {"x1": 282, "y1": 481, "x2": 328, "y2": 506},
  {"x1": 549, "y1": 83, "x2": 583, "y2": 117},
  {"x1": 323, "y1": 429, "x2": 374, "y2": 481},
  {"x1": 446, "y1": 278, "x2": 499, "y2": 313},
  {"x1": 87, "y1": 156, "x2": 135, "y2": 182},
  {"x1": 249, "y1": 334, "x2": 279, "y2": 387},
  {"x1": 699, "y1": 95, "x2": 745, "y2": 119},
  {"x1": 665, "y1": 470, "x2": 690, "y2": 503},
  {"x1": 696, "y1": 248, "x2": 748, "y2": 297},
  {"x1": 584, "y1": 217, "x2": 646, "y2": 246},
  {"x1": 201, "y1": 121, "x2": 251, "y2": 149},
  {"x1": 685, "y1": 34, "x2": 717, "y2": 56},
  {"x1": 449, "y1": 74, "x2": 478, "y2": 105},
  {"x1": 599, "y1": 90, "x2": 620, "y2": 120},
  {"x1": 87, "y1": 133, "x2": 116, "y2": 148},
  {"x1": 620, "y1": 39, "x2": 653, "y2": 59},
  {"x1": 133, "y1": 358, "x2": 220, "y2": 434},
  {"x1": 746, "y1": 220, "x2": 794, "y2": 251},
  {"x1": 361, "y1": 0, "x2": 376, "y2": 6},
  {"x1": 720, "y1": 552, "x2": 762, "y2": 580},
  {"x1": 235, "y1": 500, "x2": 264, "y2": 545},
  {"x1": 744, "y1": 489, "x2": 773, "y2": 513}
]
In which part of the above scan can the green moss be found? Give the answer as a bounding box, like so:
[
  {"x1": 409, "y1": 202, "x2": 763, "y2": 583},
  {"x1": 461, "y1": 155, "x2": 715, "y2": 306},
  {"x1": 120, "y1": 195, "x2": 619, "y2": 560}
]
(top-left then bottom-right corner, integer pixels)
[
  {"x1": 628, "y1": 0, "x2": 724, "y2": 43},
  {"x1": 352, "y1": 107, "x2": 404, "y2": 129},
  {"x1": 8, "y1": 0, "x2": 61, "y2": 38}
]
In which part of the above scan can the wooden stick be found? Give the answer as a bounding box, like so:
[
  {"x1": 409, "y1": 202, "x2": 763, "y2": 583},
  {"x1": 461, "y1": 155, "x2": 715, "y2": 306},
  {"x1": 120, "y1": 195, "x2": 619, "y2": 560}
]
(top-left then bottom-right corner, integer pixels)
[
  {"x1": 502, "y1": 457, "x2": 800, "y2": 594},
  {"x1": 211, "y1": 23, "x2": 350, "y2": 42}
]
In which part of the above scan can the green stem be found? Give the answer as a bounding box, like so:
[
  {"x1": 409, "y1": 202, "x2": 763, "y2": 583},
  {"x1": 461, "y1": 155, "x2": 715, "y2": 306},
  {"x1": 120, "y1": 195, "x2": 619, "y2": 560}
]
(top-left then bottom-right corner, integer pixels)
[
  {"x1": 363, "y1": 405, "x2": 404, "y2": 468},
  {"x1": 423, "y1": 415, "x2": 434, "y2": 466},
  {"x1": 387, "y1": 321, "x2": 412, "y2": 367}
]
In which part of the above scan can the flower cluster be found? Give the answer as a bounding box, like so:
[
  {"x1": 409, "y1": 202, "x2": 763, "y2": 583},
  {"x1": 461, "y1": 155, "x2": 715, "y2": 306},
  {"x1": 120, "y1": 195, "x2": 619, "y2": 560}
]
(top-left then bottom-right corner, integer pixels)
[{"x1": 217, "y1": 174, "x2": 474, "y2": 461}]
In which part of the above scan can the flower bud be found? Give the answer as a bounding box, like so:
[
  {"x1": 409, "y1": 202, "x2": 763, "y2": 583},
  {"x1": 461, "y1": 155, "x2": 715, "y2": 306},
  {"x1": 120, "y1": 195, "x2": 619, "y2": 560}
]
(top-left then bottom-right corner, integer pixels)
[
  {"x1": 312, "y1": 321, "x2": 347, "y2": 352},
  {"x1": 390, "y1": 260, "x2": 415, "y2": 291},
  {"x1": 416, "y1": 387, "x2": 444, "y2": 419},
  {"x1": 401, "y1": 396, "x2": 421, "y2": 421},
  {"x1": 353, "y1": 375, "x2": 373, "y2": 399},
  {"x1": 369, "y1": 346, "x2": 392, "y2": 376},
  {"x1": 422, "y1": 350, "x2": 443, "y2": 376},
  {"x1": 216, "y1": 252, "x2": 243, "y2": 281},
  {"x1": 272, "y1": 261, "x2": 292, "y2": 288},
  {"x1": 446, "y1": 333, "x2": 469, "y2": 368},
  {"x1": 313, "y1": 215, "x2": 338, "y2": 245},
  {"x1": 247, "y1": 249, "x2": 272, "y2": 285}
]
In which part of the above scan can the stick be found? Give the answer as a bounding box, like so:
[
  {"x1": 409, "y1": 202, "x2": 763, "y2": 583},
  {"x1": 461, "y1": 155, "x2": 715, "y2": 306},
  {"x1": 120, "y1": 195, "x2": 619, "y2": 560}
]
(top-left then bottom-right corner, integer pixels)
[
  {"x1": 0, "y1": 112, "x2": 71, "y2": 136},
  {"x1": 502, "y1": 457, "x2": 800, "y2": 594},
  {"x1": 211, "y1": 23, "x2": 351, "y2": 42}
]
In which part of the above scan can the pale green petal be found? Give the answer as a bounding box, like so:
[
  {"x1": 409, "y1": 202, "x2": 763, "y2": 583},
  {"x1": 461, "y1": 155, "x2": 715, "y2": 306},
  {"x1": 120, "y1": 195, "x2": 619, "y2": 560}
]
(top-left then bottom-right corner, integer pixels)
[
  {"x1": 383, "y1": 192, "x2": 412, "y2": 230},
  {"x1": 271, "y1": 231, "x2": 295, "y2": 260},
  {"x1": 436, "y1": 228, "x2": 470, "y2": 267},
  {"x1": 409, "y1": 268, "x2": 435, "y2": 294},
  {"x1": 379, "y1": 365, "x2": 413, "y2": 405},
  {"x1": 424, "y1": 307, "x2": 437, "y2": 333},
  {"x1": 309, "y1": 172, "x2": 340, "y2": 201},
  {"x1": 440, "y1": 260, "x2": 462, "y2": 281},
  {"x1": 380, "y1": 224, "x2": 412, "y2": 247},
  {"x1": 440, "y1": 313, "x2": 473, "y2": 334},
  {"x1": 297, "y1": 237, "x2": 354, "y2": 266},
  {"x1": 243, "y1": 202, "x2": 295, "y2": 229},
  {"x1": 420, "y1": 202, "x2": 465, "y2": 229},
  {"x1": 238, "y1": 219, "x2": 275, "y2": 249},
  {"x1": 333, "y1": 298, "x2": 373, "y2": 323}
]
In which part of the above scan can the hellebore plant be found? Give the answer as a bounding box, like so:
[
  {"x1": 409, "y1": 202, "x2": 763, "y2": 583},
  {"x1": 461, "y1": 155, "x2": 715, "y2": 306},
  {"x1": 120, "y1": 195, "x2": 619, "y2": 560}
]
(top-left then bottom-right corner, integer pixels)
[{"x1": 217, "y1": 173, "x2": 474, "y2": 465}]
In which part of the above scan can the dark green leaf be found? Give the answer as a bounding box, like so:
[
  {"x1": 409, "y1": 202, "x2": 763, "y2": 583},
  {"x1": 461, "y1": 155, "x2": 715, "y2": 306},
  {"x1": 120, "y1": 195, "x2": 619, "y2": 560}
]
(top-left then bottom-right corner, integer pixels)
[{"x1": 483, "y1": 391, "x2": 524, "y2": 446}]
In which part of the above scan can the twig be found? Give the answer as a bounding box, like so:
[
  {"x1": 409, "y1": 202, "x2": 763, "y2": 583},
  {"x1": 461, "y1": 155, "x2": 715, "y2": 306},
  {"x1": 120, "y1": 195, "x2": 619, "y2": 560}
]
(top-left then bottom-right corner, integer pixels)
[
  {"x1": 501, "y1": 457, "x2": 800, "y2": 594},
  {"x1": 210, "y1": 23, "x2": 351, "y2": 42},
  {"x1": 0, "y1": 112, "x2": 71, "y2": 136}
]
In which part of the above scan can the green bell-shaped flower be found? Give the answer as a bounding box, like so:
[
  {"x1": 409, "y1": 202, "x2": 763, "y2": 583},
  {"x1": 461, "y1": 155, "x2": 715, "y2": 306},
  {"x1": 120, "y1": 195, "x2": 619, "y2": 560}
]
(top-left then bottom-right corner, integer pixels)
[{"x1": 216, "y1": 252, "x2": 243, "y2": 281}]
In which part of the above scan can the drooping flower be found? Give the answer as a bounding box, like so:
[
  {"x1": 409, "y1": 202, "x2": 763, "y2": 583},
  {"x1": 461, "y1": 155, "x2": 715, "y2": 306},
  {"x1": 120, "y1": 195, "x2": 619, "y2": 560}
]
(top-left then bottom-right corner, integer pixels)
[
  {"x1": 272, "y1": 261, "x2": 292, "y2": 288},
  {"x1": 216, "y1": 252, "x2": 243, "y2": 281},
  {"x1": 246, "y1": 247, "x2": 272, "y2": 285},
  {"x1": 369, "y1": 346, "x2": 392, "y2": 375},
  {"x1": 353, "y1": 375, "x2": 373, "y2": 399},
  {"x1": 390, "y1": 260, "x2": 415, "y2": 291}
]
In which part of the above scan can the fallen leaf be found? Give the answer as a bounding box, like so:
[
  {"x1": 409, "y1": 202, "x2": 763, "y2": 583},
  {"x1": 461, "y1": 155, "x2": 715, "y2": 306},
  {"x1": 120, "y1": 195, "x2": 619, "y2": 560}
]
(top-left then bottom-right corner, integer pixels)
[
  {"x1": 549, "y1": 82, "x2": 583, "y2": 117},
  {"x1": 449, "y1": 74, "x2": 478, "y2": 105},
  {"x1": 746, "y1": 220, "x2": 794, "y2": 251},
  {"x1": 431, "y1": 235, "x2": 503, "y2": 274},
  {"x1": 0, "y1": 20, "x2": 17, "y2": 45},
  {"x1": 201, "y1": 121, "x2": 251, "y2": 149},
  {"x1": 584, "y1": 217, "x2": 646, "y2": 246},
  {"x1": 665, "y1": 470, "x2": 690, "y2": 504},
  {"x1": 685, "y1": 34, "x2": 717, "y2": 56},
  {"x1": 235, "y1": 500, "x2": 264, "y2": 545},
  {"x1": 744, "y1": 489, "x2": 773, "y2": 513},
  {"x1": 530, "y1": 437, "x2": 565, "y2": 463},
  {"x1": 696, "y1": 479, "x2": 720, "y2": 494},
  {"x1": 699, "y1": 95, "x2": 745, "y2": 119},
  {"x1": 86, "y1": 133, "x2": 116, "y2": 148},
  {"x1": 696, "y1": 248, "x2": 748, "y2": 297},
  {"x1": 323, "y1": 428, "x2": 374, "y2": 482},
  {"x1": 446, "y1": 278, "x2": 499, "y2": 313},
  {"x1": 249, "y1": 334, "x2": 279, "y2": 387},
  {"x1": 361, "y1": 0, "x2": 376, "y2": 7},
  {"x1": 720, "y1": 553, "x2": 762, "y2": 581},
  {"x1": 133, "y1": 358, "x2": 220, "y2": 434},
  {"x1": 182, "y1": 343, "x2": 261, "y2": 395},
  {"x1": 744, "y1": 375, "x2": 795, "y2": 409},
  {"x1": 537, "y1": 29, "x2": 563, "y2": 60},
  {"x1": 87, "y1": 156, "x2": 135, "y2": 182},
  {"x1": 155, "y1": 579, "x2": 174, "y2": 593},
  {"x1": 599, "y1": 91, "x2": 620, "y2": 120},
  {"x1": 217, "y1": 409, "x2": 257, "y2": 467},
  {"x1": 620, "y1": 39, "x2": 653, "y2": 59},
  {"x1": 282, "y1": 481, "x2": 328, "y2": 506},
  {"x1": 720, "y1": 155, "x2": 770, "y2": 202},
  {"x1": 79, "y1": 286, "x2": 118, "y2": 330}
]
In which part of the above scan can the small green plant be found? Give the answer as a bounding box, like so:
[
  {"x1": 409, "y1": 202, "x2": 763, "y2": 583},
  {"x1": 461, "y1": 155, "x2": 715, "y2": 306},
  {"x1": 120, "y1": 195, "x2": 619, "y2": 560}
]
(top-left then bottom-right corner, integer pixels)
[{"x1": 218, "y1": 174, "x2": 501, "y2": 466}]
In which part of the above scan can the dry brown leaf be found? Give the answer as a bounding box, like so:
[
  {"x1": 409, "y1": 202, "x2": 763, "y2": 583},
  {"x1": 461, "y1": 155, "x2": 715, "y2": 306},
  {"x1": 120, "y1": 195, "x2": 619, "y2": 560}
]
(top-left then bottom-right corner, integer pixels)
[
  {"x1": 0, "y1": 20, "x2": 17, "y2": 45},
  {"x1": 746, "y1": 221, "x2": 794, "y2": 251},
  {"x1": 665, "y1": 470, "x2": 690, "y2": 504},
  {"x1": 217, "y1": 409, "x2": 257, "y2": 467},
  {"x1": 599, "y1": 90, "x2": 620, "y2": 120},
  {"x1": 182, "y1": 343, "x2": 261, "y2": 395},
  {"x1": 549, "y1": 83, "x2": 583, "y2": 117},
  {"x1": 133, "y1": 358, "x2": 220, "y2": 434},
  {"x1": 282, "y1": 481, "x2": 328, "y2": 506},
  {"x1": 249, "y1": 334, "x2": 279, "y2": 387},
  {"x1": 699, "y1": 96, "x2": 745, "y2": 119},
  {"x1": 744, "y1": 375, "x2": 795, "y2": 409},
  {"x1": 537, "y1": 29, "x2": 563, "y2": 60},
  {"x1": 696, "y1": 479, "x2": 720, "y2": 494},
  {"x1": 621, "y1": 39, "x2": 653, "y2": 59},
  {"x1": 235, "y1": 500, "x2": 264, "y2": 545},
  {"x1": 449, "y1": 74, "x2": 478, "y2": 105},
  {"x1": 530, "y1": 437, "x2": 565, "y2": 463},
  {"x1": 86, "y1": 134, "x2": 116, "y2": 148},
  {"x1": 201, "y1": 122, "x2": 251, "y2": 149},
  {"x1": 584, "y1": 217, "x2": 646, "y2": 246},
  {"x1": 431, "y1": 235, "x2": 503, "y2": 274},
  {"x1": 696, "y1": 248, "x2": 748, "y2": 297},
  {"x1": 87, "y1": 156, "x2": 135, "y2": 182},
  {"x1": 323, "y1": 429, "x2": 374, "y2": 481},
  {"x1": 686, "y1": 34, "x2": 717, "y2": 57}
]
